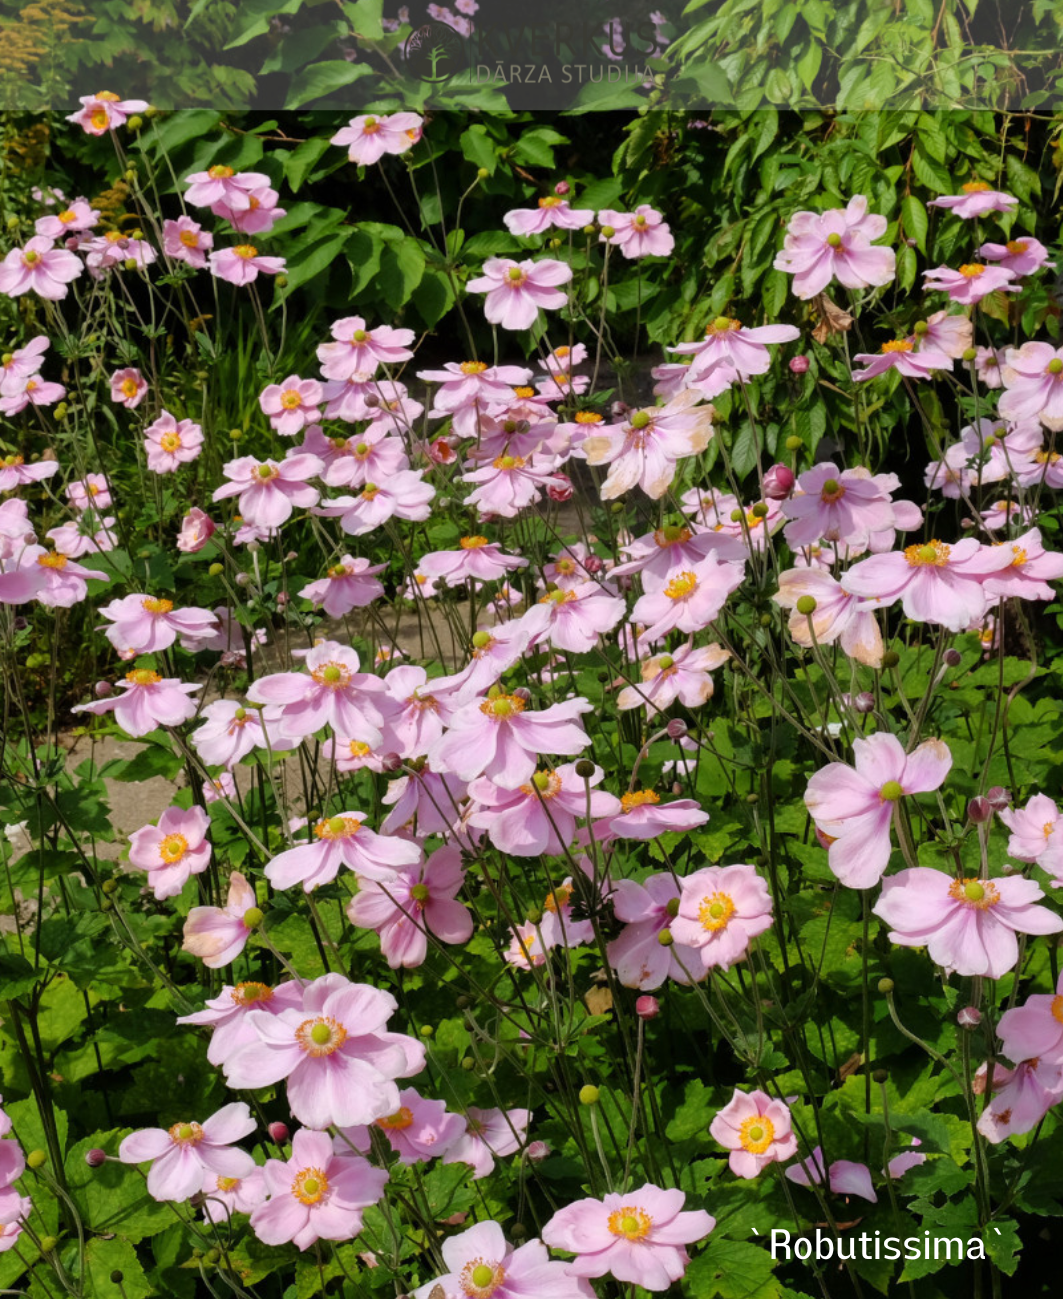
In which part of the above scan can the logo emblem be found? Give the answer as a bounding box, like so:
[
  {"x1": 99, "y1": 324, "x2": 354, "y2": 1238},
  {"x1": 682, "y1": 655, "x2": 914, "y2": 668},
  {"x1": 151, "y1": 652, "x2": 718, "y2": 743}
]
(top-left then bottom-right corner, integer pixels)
[{"x1": 404, "y1": 21, "x2": 464, "y2": 84}]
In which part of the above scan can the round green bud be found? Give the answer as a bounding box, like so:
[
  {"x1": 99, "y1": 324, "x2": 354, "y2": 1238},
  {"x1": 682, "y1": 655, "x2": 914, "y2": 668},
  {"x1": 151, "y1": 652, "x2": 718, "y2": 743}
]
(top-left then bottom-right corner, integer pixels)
[
  {"x1": 477, "y1": 167, "x2": 489, "y2": 179},
  {"x1": 275, "y1": 275, "x2": 288, "y2": 289},
  {"x1": 548, "y1": 238, "x2": 562, "y2": 250},
  {"x1": 229, "y1": 428, "x2": 243, "y2": 440},
  {"x1": 877, "y1": 978, "x2": 895, "y2": 994},
  {"x1": 110, "y1": 1270, "x2": 125, "y2": 1284},
  {"x1": 729, "y1": 508, "x2": 743, "y2": 522},
  {"x1": 242, "y1": 907, "x2": 263, "y2": 929},
  {"x1": 102, "y1": 878, "x2": 118, "y2": 895},
  {"x1": 127, "y1": 115, "x2": 143, "y2": 132},
  {"x1": 5, "y1": 216, "x2": 19, "y2": 231},
  {"x1": 759, "y1": 612, "x2": 772, "y2": 627},
  {"x1": 751, "y1": 501, "x2": 769, "y2": 518},
  {"x1": 100, "y1": 897, "x2": 114, "y2": 912},
  {"x1": 472, "y1": 630, "x2": 492, "y2": 649},
  {"x1": 912, "y1": 320, "x2": 929, "y2": 336},
  {"x1": 526, "y1": 907, "x2": 543, "y2": 926},
  {"x1": 962, "y1": 347, "x2": 978, "y2": 362},
  {"x1": 871, "y1": 1068, "x2": 889, "y2": 1084},
  {"x1": 796, "y1": 595, "x2": 817, "y2": 616},
  {"x1": 461, "y1": 1056, "x2": 475, "y2": 1071},
  {"x1": 785, "y1": 435, "x2": 803, "y2": 451},
  {"x1": 579, "y1": 1085, "x2": 600, "y2": 1105},
  {"x1": 582, "y1": 224, "x2": 596, "y2": 235},
  {"x1": 881, "y1": 650, "x2": 900, "y2": 669},
  {"x1": 420, "y1": 1024, "x2": 434, "y2": 1037},
  {"x1": 657, "y1": 929, "x2": 674, "y2": 947},
  {"x1": 39, "y1": 1235, "x2": 57, "y2": 1253},
  {"x1": 1050, "y1": 358, "x2": 1063, "y2": 375},
  {"x1": 204, "y1": 1248, "x2": 221, "y2": 1266},
  {"x1": 27, "y1": 1150, "x2": 46, "y2": 1169},
  {"x1": 53, "y1": 402, "x2": 68, "y2": 420},
  {"x1": 123, "y1": 258, "x2": 137, "y2": 271},
  {"x1": 575, "y1": 758, "x2": 596, "y2": 778},
  {"x1": 600, "y1": 225, "x2": 615, "y2": 238},
  {"x1": 208, "y1": 563, "x2": 224, "y2": 577}
]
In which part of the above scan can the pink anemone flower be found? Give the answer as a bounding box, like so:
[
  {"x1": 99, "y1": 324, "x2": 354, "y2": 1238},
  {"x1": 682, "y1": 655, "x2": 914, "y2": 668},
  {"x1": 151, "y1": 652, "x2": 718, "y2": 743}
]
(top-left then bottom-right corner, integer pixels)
[
  {"x1": 669, "y1": 316, "x2": 799, "y2": 387},
  {"x1": 315, "y1": 470, "x2": 435, "y2": 536},
  {"x1": 429, "y1": 693, "x2": 591, "y2": 789},
  {"x1": 975, "y1": 1058, "x2": 1063, "y2": 1143},
  {"x1": 442, "y1": 1107, "x2": 530, "y2": 1180},
  {"x1": 982, "y1": 528, "x2": 1063, "y2": 601},
  {"x1": 176, "y1": 980, "x2": 304, "y2": 1067},
  {"x1": 774, "y1": 568, "x2": 884, "y2": 668},
  {"x1": 999, "y1": 794, "x2": 1063, "y2": 881},
  {"x1": 339, "y1": 1087, "x2": 465, "y2": 1166},
  {"x1": 841, "y1": 537, "x2": 1010, "y2": 633},
  {"x1": 630, "y1": 560, "x2": 745, "y2": 647},
  {"x1": 0, "y1": 237, "x2": 82, "y2": 300},
  {"x1": 921, "y1": 262, "x2": 1017, "y2": 304},
  {"x1": 415, "y1": 1220, "x2": 595, "y2": 1299},
  {"x1": 176, "y1": 508, "x2": 216, "y2": 554},
  {"x1": 607, "y1": 873, "x2": 709, "y2": 989},
  {"x1": 346, "y1": 844, "x2": 473, "y2": 968},
  {"x1": 874, "y1": 868, "x2": 1063, "y2": 978},
  {"x1": 17, "y1": 547, "x2": 106, "y2": 607},
  {"x1": 524, "y1": 582, "x2": 626, "y2": 656},
  {"x1": 67, "y1": 92, "x2": 147, "y2": 135},
  {"x1": 980, "y1": 236, "x2": 1054, "y2": 277},
  {"x1": 467, "y1": 762, "x2": 619, "y2": 856},
  {"x1": 581, "y1": 392, "x2": 714, "y2": 500},
  {"x1": 298, "y1": 556, "x2": 386, "y2": 618},
  {"x1": 598, "y1": 205, "x2": 675, "y2": 259},
  {"x1": 118, "y1": 1102, "x2": 256, "y2": 1202},
  {"x1": 128, "y1": 805, "x2": 212, "y2": 901},
  {"x1": 265, "y1": 812, "x2": 420, "y2": 893},
  {"x1": 201, "y1": 1166, "x2": 268, "y2": 1223},
  {"x1": 250, "y1": 1128, "x2": 388, "y2": 1250},
  {"x1": 852, "y1": 339, "x2": 952, "y2": 380},
  {"x1": 542, "y1": 1184, "x2": 714, "y2": 1292},
  {"x1": 317, "y1": 316, "x2": 416, "y2": 379},
  {"x1": 209, "y1": 244, "x2": 286, "y2": 285},
  {"x1": 591, "y1": 789, "x2": 708, "y2": 843},
  {"x1": 671, "y1": 864, "x2": 774, "y2": 970},
  {"x1": 163, "y1": 216, "x2": 213, "y2": 268},
  {"x1": 927, "y1": 184, "x2": 1017, "y2": 219},
  {"x1": 73, "y1": 668, "x2": 200, "y2": 737},
  {"x1": 786, "y1": 1149, "x2": 878, "y2": 1202},
  {"x1": 330, "y1": 112, "x2": 423, "y2": 165},
  {"x1": 417, "y1": 536, "x2": 528, "y2": 585},
  {"x1": 804, "y1": 734, "x2": 952, "y2": 889},
  {"x1": 110, "y1": 367, "x2": 148, "y2": 409},
  {"x1": 710, "y1": 1088, "x2": 798, "y2": 1178},
  {"x1": 247, "y1": 640, "x2": 394, "y2": 742},
  {"x1": 182, "y1": 871, "x2": 259, "y2": 968},
  {"x1": 0, "y1": 454, "x2": 58, "y2": 492},
  {"x1": 504, "y1": 196, "x2": 594, "y2": 235},
  {"x1": 907, "y1": 310, "x2": 973, "y2": 358},
  {"x1": 466, "y1": 257, "x2": 572, "y2": 331},
  {"x1": 97, "y1": 592, "x2": 217, "y2": 654},
  {"x1": 259, "y1": 375, "x2": 323, "y2": 437},
  {"x1": 184, "y1": 168, "x2": 271, "y2": 211},
  {"x1": 994, "y1": 971, "x2": 1063, "y2": 1069},
  {"x1": 212, "y1": 454, "x2": 323, "y2": 527},
  {"x1": 617, "y1": 641, "x2": 731, "y2": 714},
  {"x1": 773, "y1": 195, "x2": 895, "y2": 299},
  {"x1": 190, "y1": 699, "x2": 294, "y2": 769},
  {"x1": 222, "y1": 973, "x2": 426, "y2": 1130},
  {"x1": 999, "y1": 343, "x2": 1063, "y2": 430},
  {"x1": 782, "y1": 462, "x2": 902, "y2": 549}
]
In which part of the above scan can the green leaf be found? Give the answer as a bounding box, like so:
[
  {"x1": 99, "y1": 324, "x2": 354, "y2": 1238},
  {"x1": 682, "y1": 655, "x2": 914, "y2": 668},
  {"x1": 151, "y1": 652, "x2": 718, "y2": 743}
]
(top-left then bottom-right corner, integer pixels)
[
  {"x1": 347, "y1": 228, "x2": 384, "y2": 295},
  {"x1": 1006, "y1": 153, "x2": 1041, "y2": 204},
  {"x1": 900, "y1": 193, "x2": 928, "y2": 254},
  {"x1": 84, "y1": 1237, "x2": 153, "y2": 1298},
  {"x1": 411, "y1": 268, "x2": 456, "y2": 327},
  {"x1": 285, "y1": 60, "x2": 372, "y2": 109},
  {"x1": 275, "y1": 230, "x2": 351, "y2": 302},
  {"x1": 66, "y1": 1132, "x2": 174, "y2": 1243},
  {"x1": 376, "y1": 237, "x2": 427, "y2": 311},
  {"x1": 687, "y1": 1237, "x2": 782, "y2": 1298},
  {"x1": 284, "y1": 136, "x2": 334, "y2": 192},
  {"x1": 0, "y1": 951, "x2": 40, "y2": 998},
  {"x1": 511, "y1": 126, "x2": 568, "y2": 169},
  {"x1": 223, "y1": 0, "x2": 304, "y2": 49},
  {"x1": 911, "y1": 142, "x2": 952, "y2": 194},
  {"x1": 342, "y1": 0, "x2": 384, "y2": 40},
  {"x1": 460, "y1": 125, "x2": 497, "y2": 174}
]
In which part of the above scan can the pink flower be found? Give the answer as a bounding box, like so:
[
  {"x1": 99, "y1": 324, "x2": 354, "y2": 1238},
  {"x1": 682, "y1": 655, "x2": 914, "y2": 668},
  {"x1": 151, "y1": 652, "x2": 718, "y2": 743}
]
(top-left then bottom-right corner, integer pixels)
[
  {"x1": 266, "y1": 811, "x2": 420, "y2": 893},
  {"x1": 380, "y1": 766, "x2": 468, "y2": 837},
  {"x1": 591, "y1": 789, "x2": 708, "y2": 842},
  {"x1": 710, "y1": 1089, "x2": 798, "y2": 1178},
  {"x1": 118, "y1": 1102, "x2": 256, "y2": 1202},
  {"x1": 581, "y1": 393, "x2": 714, "y2": 499},
  {"x1": 908, "y1": 309, "x2": 973, "y2": 358},
  {"x1": 183, "y1": 871, "x2": 259, "y2": 968},
  {"x1": 67, "y1": 92, "x2": 147, "y2": 134},
  {"x1": 419, "y1": 359, "x2": 532, "y2": 434},
  {"x1": 874, "y1": 868, "x2": 1063, "y2": 978},
  {"x1": 330, "y1": 113, "x2": 423, "y2": 165},
  {"x1": 347, "y1": 845, "x2": 473, "y2": 968},
  {"x1": 980, "y1": 236, "x2": 1054, "y2": 277},
  {"x1": 976, "y1": 346, "x2": 1006, "y2": 387},
  {"x1": 176, "y1": 508, "x2": 216, "y2": 554},
  {"x1": 67, "y1": 474, "x2": 112, "y2": 511},
  {"x1": 804, "y1": 734, "x2": 952, "y2": 888},
  {"x1": 982, "y1": 528, "x2": 1063, "y2": 601},
  {"x1": 0, "y1": 455, "x2": 57, "y2": 493},
  {"x1": 999, "y1": 794, "x2": 1063, "y2": 881},
  {"x1": 842, "y1": 537, "x2": 1009, "y2": 632},
  {"x1": 221, "y1": 972, "x2": 426, "y2": 1129},
  {"x1": 786, "y1": 1149, "x2": 878, "y2": 1202},
  {"x1": 317, "y1": 316, "x2": 416, "y2": 380},
  {"x1": 774, "y1": 569, "x2": 884, "y2": 668},
  {"x1": 316, "y1": 469, "x2": 434, "y2": 535},
  {"x1": 213, "y1": 185, "x2": 286, "y2": 234},
  {"x1": 922, "y1": 262, "x2": 1017, "y2": 304},
  {"x1": 184, "y1": 167, "x2": 271, "y2": 212},
  {"x1": 461, "y1": 454, "x2": 565, "y2": 519},
  {"x1": 128, "y1": 805, "x2": 212, "y2": 900},
  {"x1": 994, "y1": 972, "x2": 1063, "y2": 1070},
  {"x1": 669, "y1": 316, "x2": 799, "y2": 390},
  {"x1": 542, "y1": 1183, "x2": 713, "y2": 1292},
  {"x1": 203, "y1": 773, "x2": 236, "y2": 804},
  {"x1": 318, "y1": 429, "x2": 410, "y2": 489},
  {"x1": 773, "y1": 195, "x2": 895, "y2": 299},
  {"x1": 782, "y1": 462, "x2": 905, "y2": 549},
  {"x1": 342, "y1": 1086, "x2": 465, "y2": 1165},
  {"x1": 299, "y1": 555, "x2": 386, "y2": 618},
  {"x1": 418, "y1": 536, "x2": 528, "y2": 585},
  {"x1": 467, "y1": 762, "x2": 618, "y2": 856},
  {"x1": 177, "y1": 980, "x2": 304, "y2": 1066},
  {"x1": 35, "y1": 199, "x2": 99, "y2": 240},
  {"x1": 0, "y1": 237, "x2": 82, "y2": 300},
  {"x1": 259, "y1": 376, "x2": 323, "y2": 437},
  {"x1": 416, "y1": 1220, "x2": 594, "y2": 1299},
  {"x1": 999, "y1": 342, "x2": 1063, "y2": 430},
  {"x1": 201, "y1": 1166, "x2": 268, "y2": 1223},
  {"x1": 0, "y1": 373, "x2": 65, "y2": 416},
  {"x1": 504, "y1": 196, "x2": 594, "y2": 236},
  {"x1": 466, "y1": 258, "x2": 572, "y2": 330},
  {"x1": 630, "y1": 561, "x2": 745, "y2": 646},
  {"x1": 927, "y1": 184, "x2": 1017, "y2": 219},
  {"x1": 975, "y1": 1058, "x2": 1063, "y2": 1143},
  {"x1": 212, "y1": 454, "x2": 323, "y2": 527},
  {"x1": 375, "y1": 664, "x2": 461, "y2": 760},
  {"x1": 250, "y1": 1128, "x2": 388, "y2": 1250},
  {"x1": 852, "y1": 339, "x2": 952, "y2": 380},
  {"x1": 163, "y1": 216, "x2": 213, "y2": 268},
  {"x1": 0, "y1": 1140, "x2": 24, "y2": 1187},
  {"x1": 83, "y1": 231, "x2": 156, "y2": 275},
  {"x1": 442, "y1": 1107, "x2": 530, "y2": 1179},
  {"x1": 524, "y1": 582, "x2": 626, "y2": 655},
  {"x1": 0, "y1": 335, "x2": 48, "y2": 391},
  {"x1": 73, "y1": 667, "x2": 200, "y2": 737},
  {"x1": 209, "y1": 244, "x2": 285, "y2": 285},
  {"x1": 607, "y1": 873, "x2": 707, "y2": 989},
  {"x1": 98, "y1": 592, "x2": 217, "y2": 653},
  {"x1": 429, "y1": 693, "x2": 591, "y2": 789},
  {"x1": 671, "y1": 864, "x2": 773, "y2": 970},
  {"x1": 19, "y1": 546, "x2": 105, "y2": 607},
  {"x1": 247, "y1": 640, "x2": 394, "y2": 742},
  {"x1": 617, "y1": 642, "x2": 730, "y2": 715},
  {"x1": 598, "y1": 205, "x2": 675, "y2": 259},
  {"x1": 0, "y1": 1190, "x2": 30, "y2": 1252},
  {"x1": 110, "y1": 367, "x2": 148, "y2": 409}
]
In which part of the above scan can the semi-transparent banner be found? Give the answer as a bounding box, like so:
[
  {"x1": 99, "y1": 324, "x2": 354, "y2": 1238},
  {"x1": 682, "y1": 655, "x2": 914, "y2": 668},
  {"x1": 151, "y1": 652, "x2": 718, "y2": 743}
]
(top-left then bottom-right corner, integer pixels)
[{"x1": 6, "y1": 0, "x2": 1062, "y2": 113}]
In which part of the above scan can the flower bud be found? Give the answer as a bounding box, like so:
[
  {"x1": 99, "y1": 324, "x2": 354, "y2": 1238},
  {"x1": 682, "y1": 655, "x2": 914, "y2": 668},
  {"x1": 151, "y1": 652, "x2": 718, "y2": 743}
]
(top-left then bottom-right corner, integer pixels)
[
  {"x1": 962, "y1": 347, "x2": 977, "y2": 362},
  {"x1": 476, "y1": 167, "x2": 489, "y2": 179},
  {"x1": 110, "y1": 1271, "x2": 125, "y2": 1284},
  {"x1": 268, "y1": 1121, "x2": 289, "y2": 1143},
  {"x1": 127, "y1": 115, "x2": 143, "y2": 131},
  {"x1": 583, "y1": 555, "x2": 603, "y2": 574},
  {"x1": 547, "y1": 473, "x2": 573, "y2": 503},
  {"x1": 208, "y1": 563, "x2": 224, "y2": 576},
  {"x1": 525, "y1": 907, "x2": 543, "y2": 926},
  {"x1": 600, "y1": 225, "x2": 615, "y2": 238},
  {"x1": 657, "y1": 929, "x2": 674, "y2": 947},
  {"x1": 958, "y1": 1006, "x2": 982, "y2": 1029},
  {"x1": 789, "y1": 355, "x2": 810, "y2": 374},
  {"x1": 877, "y1": 978, "x2": 894, "y2": 994},
  {"x1": 635, "y1": 995, "x2": 660, "y2": 1020},
  {"x1": 94, "y1": 680, "x2": 113, "y2": 697},
  {"x1": 796, "y1": 595, "x2": 817, "y2": 616},
  {"x1": 548, "y1": 238, "x2": 562, "y2": 250},
  {"x1": 583, "y1": 224, "x2": 596, "y2": 235},
  {"x1": 785, "y1": 434, "x2": 803, "y2": 451},
  {"x1": 526, "y1": 1139, "x2": 550, "y2": 1160},
  {"x1": 762, "y1": 464, "x2": 794, "y2": 499},
  {"x1": 39, "y1": 1235, "x2": 57, "y2": 1252},
  {"x1": 853, "y1": 691, "x2": 875, "y2": 714},
  {"x1": 102, "y1": 879, "x2": 118, "y2": 895},
  {"x1": 968, "y1": 797, "x2": 992, "y2": 824},
  {"x1": 579, "y1": 1085, "x2": 600, "y2": 1105},
  {"x1": 53, "y1": 402, "x2": 68, "y2": 420},
  {"x1": 235, "y1": 572, "x2": 250, "y2": 587},
  {"x1": 242, "y1": 906, "x2": 263, "y2": 928},
  {"x1": 575, "y1": 759, "x2": 596, "y2": 778},
  {"x1": 881, "y1": 650, "x2": 900, "y2": 669},
  {"x1": 512, "y1": 687, "x2": 532, "y2": 704},
  {"x1": 275, "y1": 275, "x2": 288, "y2": 288},
  {"x1": 943, "y1": 648, "x2": 962, "y2": 667},
  {"x1": 986, "y1": 786, "x2": 1010, "y2": 810},
  {"x1": 27, "y1": 1150, "x2": 46, "y2": 1169},
  {"x1": 85, "y1": 1148, "x2": 107, "y2": 1167},
  {"x1": 554, "y1": 181, "x2": 570, "y2": 196},
  {"x1": 666, "y1": 719, "x2": 687, "y2": 740}
]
